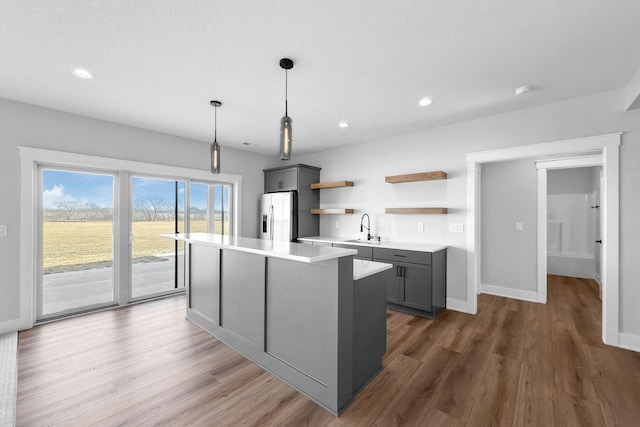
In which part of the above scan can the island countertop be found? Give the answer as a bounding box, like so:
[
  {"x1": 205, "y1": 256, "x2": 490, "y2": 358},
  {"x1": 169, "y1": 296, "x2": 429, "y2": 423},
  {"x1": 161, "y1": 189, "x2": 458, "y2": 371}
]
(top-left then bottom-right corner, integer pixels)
[{"x1": 162, "y1": 233, "x2": 357, "y2": 263}]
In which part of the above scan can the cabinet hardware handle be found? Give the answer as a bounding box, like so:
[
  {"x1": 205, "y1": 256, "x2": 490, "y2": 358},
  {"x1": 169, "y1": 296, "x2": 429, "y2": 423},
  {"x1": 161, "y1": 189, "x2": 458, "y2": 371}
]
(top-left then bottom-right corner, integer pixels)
[
  {"x1": 595, "y1": 240, "x2": 602, "y2": 244},
  {"x1": 394, "y1": 254, "x2": 407, "y2": 258}
]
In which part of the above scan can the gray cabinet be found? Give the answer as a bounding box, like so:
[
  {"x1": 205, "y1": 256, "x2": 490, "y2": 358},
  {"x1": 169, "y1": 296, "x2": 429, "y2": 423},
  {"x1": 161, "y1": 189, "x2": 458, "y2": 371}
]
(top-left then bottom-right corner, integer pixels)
[
  {"x1": 373, "y1": 247, "x2": 446, "y2": 318},
  {"x1": 265, "y1": 167, "x2": 298, "y2": 192},
  {"x1": 264, "y1": 164, "x2": 321, "y2": 238},
  {"x1": 264, "y1": 164, "x2": 320, "y2": 193}
]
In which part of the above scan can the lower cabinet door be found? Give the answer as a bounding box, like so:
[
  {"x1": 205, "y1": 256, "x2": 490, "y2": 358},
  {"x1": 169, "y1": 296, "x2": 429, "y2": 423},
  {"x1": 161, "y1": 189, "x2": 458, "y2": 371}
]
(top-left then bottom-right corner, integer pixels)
[
  {"x1": 401, "y1": 263, "x2": 432, "y2": 312},
  {"x1": 379, "y1": 265, "x2": 400, "y2": 303}
]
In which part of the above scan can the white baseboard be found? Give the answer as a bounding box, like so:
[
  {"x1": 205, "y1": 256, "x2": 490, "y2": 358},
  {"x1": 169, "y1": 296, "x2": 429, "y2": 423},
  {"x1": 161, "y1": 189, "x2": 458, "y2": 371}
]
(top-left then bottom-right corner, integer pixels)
[
  {"x1": 446, "y1": 298, "x2": 468, "y2": 313},
  {"x1": 594, "y1": 272, "x2": 602, "y2": 286},
  {"x1": 481, "y1": 284, "x2": 539, "y2": 303},
  {"x1": 619, "y1": 333, "x2": 640, "y2": 353}
]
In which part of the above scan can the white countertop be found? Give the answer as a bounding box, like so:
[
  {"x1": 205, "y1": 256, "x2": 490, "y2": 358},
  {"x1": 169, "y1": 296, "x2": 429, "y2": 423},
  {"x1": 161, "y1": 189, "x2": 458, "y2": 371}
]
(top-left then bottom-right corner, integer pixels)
[
  {"x1": 353, "y1": 259, "x2": 393, "y2": 280},
  {"x1": 298, "y1": 236, "x2": 447, "y2": 253},
  {"x1": 162, "y1": 233, "x2": 357, "y2": 263}
]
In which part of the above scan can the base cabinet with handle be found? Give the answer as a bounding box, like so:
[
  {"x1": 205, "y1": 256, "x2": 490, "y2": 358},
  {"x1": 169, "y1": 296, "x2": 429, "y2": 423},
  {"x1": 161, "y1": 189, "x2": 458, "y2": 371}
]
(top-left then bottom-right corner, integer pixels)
[
  {"x1": 372, "y1": 247, "x2": 446, "y2": 318},
  {"x1": 301, "y1": 239, "x2": 447, "y2": 318}
]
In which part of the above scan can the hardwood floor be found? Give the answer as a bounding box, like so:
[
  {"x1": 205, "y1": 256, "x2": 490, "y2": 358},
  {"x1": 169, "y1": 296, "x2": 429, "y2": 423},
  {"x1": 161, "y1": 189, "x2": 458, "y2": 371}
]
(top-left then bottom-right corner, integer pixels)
[{"x1": 17, "y1": 275, "x2": 640, "y2": 426}]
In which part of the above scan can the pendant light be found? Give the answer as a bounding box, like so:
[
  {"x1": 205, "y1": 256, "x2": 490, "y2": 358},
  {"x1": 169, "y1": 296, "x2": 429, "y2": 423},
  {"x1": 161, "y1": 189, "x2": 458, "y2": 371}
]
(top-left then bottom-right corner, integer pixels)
[
  {"x1": 210, "y1": 100, "x2": 222, "y2": 174},
  {"x1": 279, "y1": 58, "x2": 294, "y2": 160}
]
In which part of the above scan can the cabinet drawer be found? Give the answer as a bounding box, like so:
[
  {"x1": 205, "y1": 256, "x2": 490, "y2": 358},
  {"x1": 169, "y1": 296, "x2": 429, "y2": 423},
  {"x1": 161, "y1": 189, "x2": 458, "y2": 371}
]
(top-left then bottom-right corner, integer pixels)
[
  {"x1": 373, "y1": 248, "x2": 431, "y2": 265},
  {"x1": 333, "y1": 243, "x2": 373, "y2": 260}
]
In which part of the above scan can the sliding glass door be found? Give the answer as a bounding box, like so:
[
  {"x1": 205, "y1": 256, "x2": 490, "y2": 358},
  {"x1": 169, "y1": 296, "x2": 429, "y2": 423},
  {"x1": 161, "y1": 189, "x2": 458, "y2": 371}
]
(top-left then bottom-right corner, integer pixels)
[
  {"x1": 130, "y1": 177, "x2": 186, "y2": 299},
  {"x1": 36, "y1": 163, "x2": 235, "y2": 322},
  {"x1": 38, "y1": 168, "x2": 116, "y2": 320}
]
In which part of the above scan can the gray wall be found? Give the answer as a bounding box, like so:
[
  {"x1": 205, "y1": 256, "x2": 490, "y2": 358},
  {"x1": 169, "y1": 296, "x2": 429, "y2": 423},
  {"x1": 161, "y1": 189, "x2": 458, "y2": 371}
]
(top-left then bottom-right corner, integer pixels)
[
  {"x1": 548, "y1": 167, "x2": 600, "y2": 194},
  {"x1": 0, "y1": 97, "x2": 271, "y2": 326},
  {"x1": 296, "y1": 88, "x2": 640, "y2": 337},
  {"x1": 3, "y1": 85, "x2": 640, "y2": 340},
  {"x1": 481, "y1": 159, "x2": 538, "y2": 292}
]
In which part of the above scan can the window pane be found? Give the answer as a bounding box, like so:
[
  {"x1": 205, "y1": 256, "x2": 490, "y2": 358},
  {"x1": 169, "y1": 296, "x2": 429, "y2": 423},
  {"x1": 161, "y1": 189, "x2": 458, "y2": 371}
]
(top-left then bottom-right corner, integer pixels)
[
  {"x1": 131, "y1": 177, "x2": 185, "y2": 299},
  {"x1": 41, "y1": 169, "x2": 115, "y2": 317}
]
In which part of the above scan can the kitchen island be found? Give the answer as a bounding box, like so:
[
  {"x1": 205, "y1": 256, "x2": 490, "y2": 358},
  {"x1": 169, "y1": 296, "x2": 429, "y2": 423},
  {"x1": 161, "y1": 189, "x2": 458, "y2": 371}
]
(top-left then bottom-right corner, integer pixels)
[{"x1": 162, "y1": 233, "x2": 392, "y2": 415}]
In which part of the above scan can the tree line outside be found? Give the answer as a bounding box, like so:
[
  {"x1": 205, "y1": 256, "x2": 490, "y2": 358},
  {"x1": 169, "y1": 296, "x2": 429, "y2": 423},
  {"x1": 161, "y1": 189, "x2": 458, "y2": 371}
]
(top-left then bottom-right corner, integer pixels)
[{"x1": 44, "y1": 195, "x2": 211, "y2": 223}]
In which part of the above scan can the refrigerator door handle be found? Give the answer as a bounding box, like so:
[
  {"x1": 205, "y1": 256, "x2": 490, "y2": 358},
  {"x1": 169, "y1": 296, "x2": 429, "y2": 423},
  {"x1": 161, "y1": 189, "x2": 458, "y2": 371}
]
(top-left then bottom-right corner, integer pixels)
[{"x1": 269, "y1": 205, "x2": 275, "y2": 241}]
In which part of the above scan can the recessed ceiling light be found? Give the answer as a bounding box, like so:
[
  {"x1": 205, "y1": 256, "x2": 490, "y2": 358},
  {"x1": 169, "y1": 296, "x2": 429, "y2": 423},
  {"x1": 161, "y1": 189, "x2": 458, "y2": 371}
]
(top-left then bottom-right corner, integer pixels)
[
  {"x1": 338, "y1": 121, "x2": 349, "y2": 128},
  {"x1": 418, "y1": 97, "x2": 433, "y2": 107},
  {"x1": 242, "y1": 142, "x2": 257, "y2": 147},
  {"x1": 72, "y1": 68, "x2": 93, "y2": 79},
  {"x1": 515, "y1": 86, "x2": 532, "y2": 96}
]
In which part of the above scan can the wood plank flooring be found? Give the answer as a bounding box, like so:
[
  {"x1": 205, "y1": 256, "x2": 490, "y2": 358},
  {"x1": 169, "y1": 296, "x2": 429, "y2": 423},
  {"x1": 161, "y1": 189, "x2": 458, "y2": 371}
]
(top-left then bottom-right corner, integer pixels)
[{"x1": 17, "y1": 275, "x2": 640, "y2": 426}]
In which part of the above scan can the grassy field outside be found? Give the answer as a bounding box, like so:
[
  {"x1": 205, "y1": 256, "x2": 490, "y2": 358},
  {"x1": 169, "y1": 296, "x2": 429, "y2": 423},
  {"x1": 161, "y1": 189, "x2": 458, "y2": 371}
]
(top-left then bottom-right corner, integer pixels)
[{"x1": 43, "y1": 220, "x2": 226, "y2": 273}]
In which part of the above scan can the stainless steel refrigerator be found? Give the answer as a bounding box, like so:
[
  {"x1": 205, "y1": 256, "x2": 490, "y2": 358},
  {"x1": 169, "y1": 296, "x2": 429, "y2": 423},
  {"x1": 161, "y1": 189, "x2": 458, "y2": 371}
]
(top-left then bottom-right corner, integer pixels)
[{"x1": 260, "y1": 192, "x2": 298, "y2": 241}]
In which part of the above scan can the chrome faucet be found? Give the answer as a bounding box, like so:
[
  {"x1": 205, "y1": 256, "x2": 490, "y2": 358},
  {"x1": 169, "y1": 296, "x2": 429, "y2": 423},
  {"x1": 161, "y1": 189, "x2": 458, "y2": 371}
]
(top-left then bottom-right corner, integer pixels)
[{"x1": 360, "y1": 213, "x2": 371, "y2": 240}]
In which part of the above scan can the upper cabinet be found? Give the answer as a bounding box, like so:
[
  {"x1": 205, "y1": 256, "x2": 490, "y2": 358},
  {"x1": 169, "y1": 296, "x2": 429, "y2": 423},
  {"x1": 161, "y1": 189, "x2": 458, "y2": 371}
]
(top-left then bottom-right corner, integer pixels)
[
  {"x1": 264, "y1": 164, "x2": 321, "y2": 193},
  {"x1": 385, "y1": 171, "x2": 447, "y2": 184}
]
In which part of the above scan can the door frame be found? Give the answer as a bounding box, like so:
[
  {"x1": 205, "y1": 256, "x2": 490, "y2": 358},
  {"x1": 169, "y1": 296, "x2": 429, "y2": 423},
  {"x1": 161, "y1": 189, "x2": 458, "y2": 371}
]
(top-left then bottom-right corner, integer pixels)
[{"x1": 465, "y1": 133, "x2": 620, "y2": 346}]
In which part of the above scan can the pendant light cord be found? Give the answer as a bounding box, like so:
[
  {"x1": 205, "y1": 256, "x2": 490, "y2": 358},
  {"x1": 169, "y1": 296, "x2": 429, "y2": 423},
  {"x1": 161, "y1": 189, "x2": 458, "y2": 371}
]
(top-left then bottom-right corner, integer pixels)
[
  {"x1": 214, "y1": 104, "x2": 217, "y2": 142},
  {"x1": 285, "y1": 69, "x2": 288, "y2": 116}
]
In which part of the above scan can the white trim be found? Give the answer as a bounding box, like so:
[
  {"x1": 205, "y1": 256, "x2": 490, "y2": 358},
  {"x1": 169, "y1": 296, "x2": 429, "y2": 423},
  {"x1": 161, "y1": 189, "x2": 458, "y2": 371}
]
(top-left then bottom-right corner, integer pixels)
[
  {"x1": 537, "y1": 168, "x2": 547, "y2": 303},
  {"x1": 536, "y1": 154, "x2": 602, "y2": 170},
  {"x1": 465, "y1": 132, "x2": 621, "y2": 347},
  {"x1": 446, "y1": 298, "x2": 468, "y2": 313},
  {"x1": 602, "y1": 142, "x2": 620, "y2": 346},
  {"x1": 18, "y1": 147, "x2": 243, "y2": 332},
  {"x1": 0, "y1": 318, "x2": 28, "y2": 336},
  {"x1": 480, "y1": 284, "x2": 539, "y2": 303},
  {"x1": 619, "y1": 333, "x2": 640, "y2": 353},
  {"x1": 466, "y1": 133, "x2": 620, "y2": 163},
  {"x1": 465, "y1": 162, "x2": 480, "y2": 314}
]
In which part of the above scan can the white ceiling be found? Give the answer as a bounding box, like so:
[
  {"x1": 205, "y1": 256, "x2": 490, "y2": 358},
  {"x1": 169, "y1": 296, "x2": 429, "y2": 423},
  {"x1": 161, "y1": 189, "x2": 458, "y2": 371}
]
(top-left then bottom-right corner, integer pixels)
[{"x1": 2, "y1": 1, "x2": 640, "y2": 157}]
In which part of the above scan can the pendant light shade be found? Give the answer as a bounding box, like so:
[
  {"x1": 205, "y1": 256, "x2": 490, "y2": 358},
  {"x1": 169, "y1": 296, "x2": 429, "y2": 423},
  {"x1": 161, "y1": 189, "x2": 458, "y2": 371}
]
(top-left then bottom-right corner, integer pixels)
[
  {"x1": 279, "y1": 58, "x2": 294, "y2": 160},
  {"x1": 280, "y1": 115, "x2": 292, "y2": 160},
  {"x1": 210, "y1": 100, "x2": 222, "y2": 174}
]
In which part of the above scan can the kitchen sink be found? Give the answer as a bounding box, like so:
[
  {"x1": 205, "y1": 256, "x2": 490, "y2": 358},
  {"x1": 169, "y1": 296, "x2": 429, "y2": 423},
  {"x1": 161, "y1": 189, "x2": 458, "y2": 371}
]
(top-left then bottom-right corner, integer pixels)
[{"x1": 344, "y1": 239, "x2": 381, "y2": 245}]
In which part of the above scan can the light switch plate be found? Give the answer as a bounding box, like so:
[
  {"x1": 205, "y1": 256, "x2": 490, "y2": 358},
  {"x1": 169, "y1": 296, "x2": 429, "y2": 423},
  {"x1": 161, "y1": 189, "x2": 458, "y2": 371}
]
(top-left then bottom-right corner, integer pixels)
[
  {"x1": 449, "y1": 223, "x2": 464, "y2": 233},
  {"x1": 515, "y1": 222, "x2": 523, "y2": 232},
  {"x1": 417, "y1": 222, "x2": 424, "y2": 232},
  {"x1": 0, "y1": 225, "x2": 6, "y2": 237}
]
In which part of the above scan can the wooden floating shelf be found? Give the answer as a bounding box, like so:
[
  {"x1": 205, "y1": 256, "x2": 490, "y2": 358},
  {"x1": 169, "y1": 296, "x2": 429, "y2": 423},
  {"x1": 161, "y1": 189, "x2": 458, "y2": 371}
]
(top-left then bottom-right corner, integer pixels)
[
  {"x1": 385, "y1": 171, "x2": 447, "y2": 184},
  {"x1": 310, "y1": 181, "x2": 354, "y2": 190},
  {"x1": 385, "y1": 208, "x2": 448, "y2": 215},
  {"x1": 311, "y1": 209, "x2": 355, "y2": 215}
]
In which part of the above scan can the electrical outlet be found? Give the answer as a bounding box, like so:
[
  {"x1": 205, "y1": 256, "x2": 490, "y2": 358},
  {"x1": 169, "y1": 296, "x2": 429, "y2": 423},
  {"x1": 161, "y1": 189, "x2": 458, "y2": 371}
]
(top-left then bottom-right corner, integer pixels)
[
  {"x1": 335, "y1": 220, "x2": 339, "y2": 229},
  {"x1": 0, "y1": 225, "x2": 6, "y2": 237},
  {"x1": 417, "y1": 222, "x2": 424, "y2": 232},
  {"x1": 515, "y1": 222, "x2": 523, "y2": 232},
  {"x1": 449, "y1": 223, "x2": 464, "y2": 233}
]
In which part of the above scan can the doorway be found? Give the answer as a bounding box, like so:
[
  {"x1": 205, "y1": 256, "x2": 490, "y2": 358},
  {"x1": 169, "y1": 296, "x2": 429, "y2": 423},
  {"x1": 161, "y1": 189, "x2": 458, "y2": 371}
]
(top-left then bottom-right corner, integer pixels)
[
  {"x1": 546, "y1": 166, "x2": 602, "y2": 283},
  {"x1": 466, "y1": 133, "x2": 620, "y2": 346}
]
